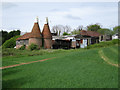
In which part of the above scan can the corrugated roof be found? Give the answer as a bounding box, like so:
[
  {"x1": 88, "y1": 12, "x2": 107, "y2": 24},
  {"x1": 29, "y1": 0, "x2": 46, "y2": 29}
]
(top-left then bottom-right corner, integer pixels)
[{"x1": 16, "y1": 22, "x2": 42, "y2": 40}]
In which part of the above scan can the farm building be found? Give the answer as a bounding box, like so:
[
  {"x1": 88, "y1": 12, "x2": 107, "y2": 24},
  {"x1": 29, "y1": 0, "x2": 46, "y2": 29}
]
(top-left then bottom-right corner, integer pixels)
[
  {"x1": 112, "y1": 33, "x2": 118, "y2": 40},
  {"x1": 16, "y1": 17, "x2": 101, "y2": 49},
  {"x1": 16, "y1": 17, "x2": 52, "y2": 49},
  {"x1": 52, "y1": 30, "x2": 101, "y2": 49}
]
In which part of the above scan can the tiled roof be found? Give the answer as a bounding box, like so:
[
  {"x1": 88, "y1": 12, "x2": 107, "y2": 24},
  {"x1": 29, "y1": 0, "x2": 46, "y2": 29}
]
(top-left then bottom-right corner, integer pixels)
[
  {"x1": 16, "y1": 32, "x2": 42, "y2": 40},
  {"x1": 31, "y1": 22, "x2": 41, "y2": 34},
  {"x1": 16, "y1": 22, "x2": 42, "y2": 40},
  {"x1": 80, "y1": 30, "x2": 101, "y2": 37},
  {"x1": 42, "y1": 24, "x2": 52, "y2": 39}
]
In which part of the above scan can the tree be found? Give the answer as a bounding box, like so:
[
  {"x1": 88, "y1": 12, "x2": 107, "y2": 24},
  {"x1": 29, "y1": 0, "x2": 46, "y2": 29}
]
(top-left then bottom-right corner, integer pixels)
[
  {"x1": 87, "y1": 24, "x2": 101, "y2": 31},
  {"x1": 113, "y1": 26, "x2": 120, "y2": 34},
  {"x1": 8, "y1": 30, "x2": 21, "y2": 39},
  {"x1": 71, "y1": 29, "x2": 80, "y2": 35},
  {"x1": 52, "y1": 25, "x2": 64, "y2": 36},
  {"x1": 63, "y1": 32, "x2": 70, "y2": 36},
  {"x1": 97, "y1": 28, "x2": 113, "y2": 35},
  {"x1": 76, "y1": 25, "x2": 83, "y2": 31},
  {"x1": 52, "y1": 26, "x2": 58, "y2": 35},
  {"x1": 63, "y1": 25, "x2": 71, "y2": 33},
  {"x1": 0, "y1": 30, "x2": 21, "y2": 45},
  {"x1": 2, "y1": 35, "x2": 20, "y2": 48},
  {"x1": 52, "y1": 25, "x2": 71, "y2": 36},
  {"x1": 1, "y1": 30, "x2": 8, "y2": 45}
]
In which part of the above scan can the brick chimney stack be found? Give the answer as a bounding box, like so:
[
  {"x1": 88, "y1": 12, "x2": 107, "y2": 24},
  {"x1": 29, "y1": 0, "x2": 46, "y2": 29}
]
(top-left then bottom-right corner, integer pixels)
[{"x1": 42, "y1": 17, "x2": 52, "y2": 49}]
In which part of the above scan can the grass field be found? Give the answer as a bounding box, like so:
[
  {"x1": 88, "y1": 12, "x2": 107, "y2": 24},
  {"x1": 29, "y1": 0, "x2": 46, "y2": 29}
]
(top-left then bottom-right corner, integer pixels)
[{"x1": 2, "y1": 45, "x2": 119, "y2": 88}]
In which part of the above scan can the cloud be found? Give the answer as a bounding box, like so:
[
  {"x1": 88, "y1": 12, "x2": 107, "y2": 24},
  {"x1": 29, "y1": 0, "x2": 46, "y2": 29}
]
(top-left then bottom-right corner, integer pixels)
[
  {"x1": 2, "y1": 2, "x2": 18, "y2": 9},
  {"x1": 65, "y1": 14, "x2": 81, "y2": 20},
  {"x1": 50, "y1": 9, "x2": 60, "y2": 12}
]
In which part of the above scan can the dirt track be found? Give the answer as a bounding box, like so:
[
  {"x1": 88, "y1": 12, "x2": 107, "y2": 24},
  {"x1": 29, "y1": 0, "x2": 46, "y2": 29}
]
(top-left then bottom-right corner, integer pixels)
[
  {"x1": 98, "y1": 50, "x2": 119, "y2": 68},
  {"x1": 0, "y1": 57, "x2": 56, "y2": 70}
]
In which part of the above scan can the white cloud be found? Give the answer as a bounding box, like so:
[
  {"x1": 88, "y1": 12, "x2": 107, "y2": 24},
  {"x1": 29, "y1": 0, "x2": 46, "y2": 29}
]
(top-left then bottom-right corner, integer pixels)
[
  {"x1": 1, "y1": 2, "x2": 118, "y2": 32},
  {"x1": 1, "y1": 0, "x2": 119, "y2": 2}
]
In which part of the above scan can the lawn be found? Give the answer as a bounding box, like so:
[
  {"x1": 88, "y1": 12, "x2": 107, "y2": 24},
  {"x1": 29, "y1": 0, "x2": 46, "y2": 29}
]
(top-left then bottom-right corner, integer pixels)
[{"x1": 2, "y1": 45, "x2": 118, "y2": 88}]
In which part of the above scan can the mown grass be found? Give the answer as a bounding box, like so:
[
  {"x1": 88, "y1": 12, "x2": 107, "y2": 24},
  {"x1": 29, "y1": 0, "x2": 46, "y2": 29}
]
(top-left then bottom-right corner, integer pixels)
[
  {"x1": 2, "y1": 48, "x2": 85, "y2": 66},
  {"x1": 2, "y1": 45, "x2": 118, "y2": 88},
  {"x1": 102, "y1": 46, "x2": 118, "y2": 64}
]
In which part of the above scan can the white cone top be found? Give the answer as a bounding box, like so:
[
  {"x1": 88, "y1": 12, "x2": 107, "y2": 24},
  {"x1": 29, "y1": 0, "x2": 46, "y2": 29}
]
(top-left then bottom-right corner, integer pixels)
[
  {"x1": 34, "y1": 16, "x2": 39, "y2": 23},
  {"x1": 45, "y1": 17, "x2": 48, "y2": 24}
]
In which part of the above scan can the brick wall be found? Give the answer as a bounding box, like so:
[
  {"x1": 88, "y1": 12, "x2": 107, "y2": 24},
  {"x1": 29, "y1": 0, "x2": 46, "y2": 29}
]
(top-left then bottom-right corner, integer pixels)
[
  {"x1": 29, "y1": 37, "x2": 42, "y2": 48},
  {"x1": 44, "y1": 39, "x2": 52, "y2": 49}
]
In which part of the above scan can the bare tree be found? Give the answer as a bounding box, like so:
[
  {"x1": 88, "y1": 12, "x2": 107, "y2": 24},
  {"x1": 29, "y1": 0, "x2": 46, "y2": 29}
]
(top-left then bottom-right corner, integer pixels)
[
  {"x1": 64, "y1": 25, "x2": 71, "y2": 33},
  {"x1": 52, "y1": 26, "x2": 58, "y2": 35},
  {"x1": 52, "y1": 25, "x2": 71, "y2": 36},
  {"x1": 52, "y1": 25, "x2": 64, "y2": 36},
  {"x1": 76, "y1": 25, "x2": 83, "y2": 31}
]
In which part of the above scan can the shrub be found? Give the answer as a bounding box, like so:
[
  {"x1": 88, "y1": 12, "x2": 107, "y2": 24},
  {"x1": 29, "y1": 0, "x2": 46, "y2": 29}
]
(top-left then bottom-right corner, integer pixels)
[
  {"x1": 63, "y1": 32, "x2": 70, "y2": 36},
  {"x1": 86, "y1": 39, "x2": 119, "y2": 49},
  {"x1": 19, "y1": 45, "x2": 26, "y2": 50},
  {"x1": 111, "y1": 39, "x2": 119, "y2": 44},
  {"x1": 2, "y1": 35, "x2": 20, "y2": 48},
  {"x1": 28, "y1": 43, "x2": 39, "y2": 51}
]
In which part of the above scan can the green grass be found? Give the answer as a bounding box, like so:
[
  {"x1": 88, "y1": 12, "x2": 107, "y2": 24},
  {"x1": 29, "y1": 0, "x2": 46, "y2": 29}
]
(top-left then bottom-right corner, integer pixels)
[
  {"x1": 2, "y1": 45, "x2": 118, "y2": 88},
  {"x1": 102, "y1": 46, "x2": 118, "y2": 64},
  {"x1": 86, "y1": 39, "x2": 119, "y2": 49},
  {"x1": 2, "y1": 48, "x2": 84, "y2": 66}
]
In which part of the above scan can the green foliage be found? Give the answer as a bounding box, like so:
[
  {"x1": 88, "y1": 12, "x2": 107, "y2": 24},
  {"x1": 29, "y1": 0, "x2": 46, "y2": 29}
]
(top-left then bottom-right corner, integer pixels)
[
  {"x1": 1, "y1": 30, "x2": 8, "y2": 45},
  {"x1": 113, "y1": 26, "x2": 120, "y2": 33},
  {"x1": 71, "y1": 29, "x2": 80, "y2": 35},
  {"x1": 87, "y1": 39, "x2": 119, "y2": 49},
  {"x1": 97, "y1": 28, "x2": 114, "y2": 35},
  {"x1": 1, "y1": 30, "x2": 21, "y2": 45},
  {"x1": 87, "y1": 24, "x2": 101, "y2": 31},
  {"x1": 8, "y1": 30, "x2": 21, "y2": 39},
  {"x1": 111, "y1": 39, "x2": 119, "y2": 44},
  {"x1": 28, "y1": 43, "x2": 39, "y2": 51},
  {"x1": 19, "y1": 45, "x2": 26, "y2": 50},
  {"x1": 2, "y1": 35, "x2": 20, "y2": 48},
  {"x1": 63, "y1": 32, "x2": 70, "y2": 36}
]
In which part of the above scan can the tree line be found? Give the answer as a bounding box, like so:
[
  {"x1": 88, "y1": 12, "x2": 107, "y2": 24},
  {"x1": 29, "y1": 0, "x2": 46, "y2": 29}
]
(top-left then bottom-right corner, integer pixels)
[
  {"x1": 0, "y1": 30, "x2": 21, "y2": 46},
  {"x1": 51, "y1": 24, "x2": 120, "y2": 36},
  {"x1": 0, "y1": 24, "x2": 119, "y2": 46}
]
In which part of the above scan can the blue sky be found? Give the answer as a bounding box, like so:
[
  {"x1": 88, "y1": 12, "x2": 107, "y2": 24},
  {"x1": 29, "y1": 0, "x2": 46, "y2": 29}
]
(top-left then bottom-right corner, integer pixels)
[{"x1": 1, "y1": 2, "x2": 118, "y2": 32}]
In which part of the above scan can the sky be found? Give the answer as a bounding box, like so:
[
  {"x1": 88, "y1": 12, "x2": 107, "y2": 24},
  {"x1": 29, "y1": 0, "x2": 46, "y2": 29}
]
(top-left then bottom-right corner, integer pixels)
[{"x1": 1, "y1": 2, "x2": 118, "y2": 33}]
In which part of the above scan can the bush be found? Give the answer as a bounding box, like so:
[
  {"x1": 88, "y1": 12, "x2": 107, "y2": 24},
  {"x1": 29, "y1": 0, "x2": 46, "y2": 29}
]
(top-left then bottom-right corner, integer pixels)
[
  {"x1": 111, "y1": 39, "x2": 119, "y2": 44},
  {"x1": 28, "y1": 43, "x2": 39, "y2": 51},
  {"x1": 86, "y1": 39, "x2": 119, "y2": 49},
  {"x1": 19, "y1": 45, "x2": 26, "y2": 50},
  {"x1": 2, "y1": 35, "x2": 20, "y2": 48}
]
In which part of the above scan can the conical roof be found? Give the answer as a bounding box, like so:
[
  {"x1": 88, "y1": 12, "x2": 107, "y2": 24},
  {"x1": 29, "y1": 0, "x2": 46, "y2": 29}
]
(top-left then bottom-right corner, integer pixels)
[
  {"x1": 16, "y1": 18, "x2": 42, "y2": 40},
  {"x1": 31, "y1": 22, "x2": 41, "y2": 34},
  {"x1": 42, "y1": 18, "x2": 52, "y2": 39}
]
